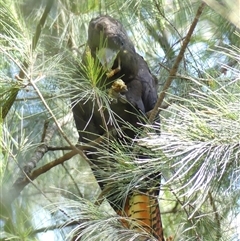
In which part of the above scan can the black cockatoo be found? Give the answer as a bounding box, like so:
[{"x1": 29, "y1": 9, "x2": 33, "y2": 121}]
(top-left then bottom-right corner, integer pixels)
[{"x1": 72, "y1": 15, "x2": 164, "y2": 240}]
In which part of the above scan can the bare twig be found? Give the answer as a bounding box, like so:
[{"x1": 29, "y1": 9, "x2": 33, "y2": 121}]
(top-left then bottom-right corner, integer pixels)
[
  {"x1": 47, "y1": 146, "x2": 73, "y2": 151},
  {"x1": 8, "y1": 128, "x2": 118, "y2": 204},
  {"x1": 29, "y1": 75, "x2": 87, "y2": 161},
  {"x1": 16, "y1": 113, "x2": 72, "y2": 179},
  {"x1": 6, "y1": 113, "x2": 71, "y2": 203},
  {"x1": 148, "y1": 2, "x2": 206, "y2": 124},
  {"x1": 23, "y1": 129, "x2": 118, "y2": 181},
  {"x1": 7, "y1": 149, "x2": 78, "y2": 204},
  {"x1": 41, "y1": 120, "x2": 50, "y2": 142}
]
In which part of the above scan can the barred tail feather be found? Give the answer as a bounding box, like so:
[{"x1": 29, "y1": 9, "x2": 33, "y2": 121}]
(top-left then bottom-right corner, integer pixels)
[{"x1": 122, "y1": 190, "x2": 165, "y2": 241}]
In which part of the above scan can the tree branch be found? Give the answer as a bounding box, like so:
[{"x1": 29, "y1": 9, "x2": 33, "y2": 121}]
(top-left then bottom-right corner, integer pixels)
[
  {"x1": 16, "y1": 113, "x2": 72, "y2": 180},
  {"x1": 6, "y1": 129, "x2": 117, "y2": 204},
  {"x1": 2, "y1": 114, "x2": 70, "y2": 204},
  {"x1": 148, "y1": 2, "x2": 206, "y2": 123}
]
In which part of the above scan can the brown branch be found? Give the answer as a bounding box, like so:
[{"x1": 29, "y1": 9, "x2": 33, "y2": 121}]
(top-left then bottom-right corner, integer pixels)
[
  {"x1": 5, "y1": 150, "x2": 78, "y2": 204},
  {"x1": 3, "y1": 114, "x2": 71, "y2": 204},
  {"x1": 28, "y1": 131, "x2": 116, "y2": 180},
  {"x1": 6, "y1": 129, "x2": 118, "y2": 205},
  {"x1": 41, "y1": 120, "x2": 50, "y2": 142},
  {"x1": 47, "y1": 146, "x2": 73, "y2": 151},
  {"x1": 148, "y1": 2, "x2": 206, "y2": 124},
  {"x1": 16, "y1": 113, "x2": 72, "y2": 179},
  {"x1": 29, "y1": 76, "x2": 87, "y2": 168},
  {"x1": 31, "y1": 150, "x2": 79, "y2": 180},
  {"x1": 158, "y1": 62, "x2": 198, "y2": 81}
]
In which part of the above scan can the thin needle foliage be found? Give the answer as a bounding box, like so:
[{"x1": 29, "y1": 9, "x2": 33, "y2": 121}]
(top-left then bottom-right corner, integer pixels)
[{"x1": 1, "y1": 0, "x2": 240, "y2": 240}]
